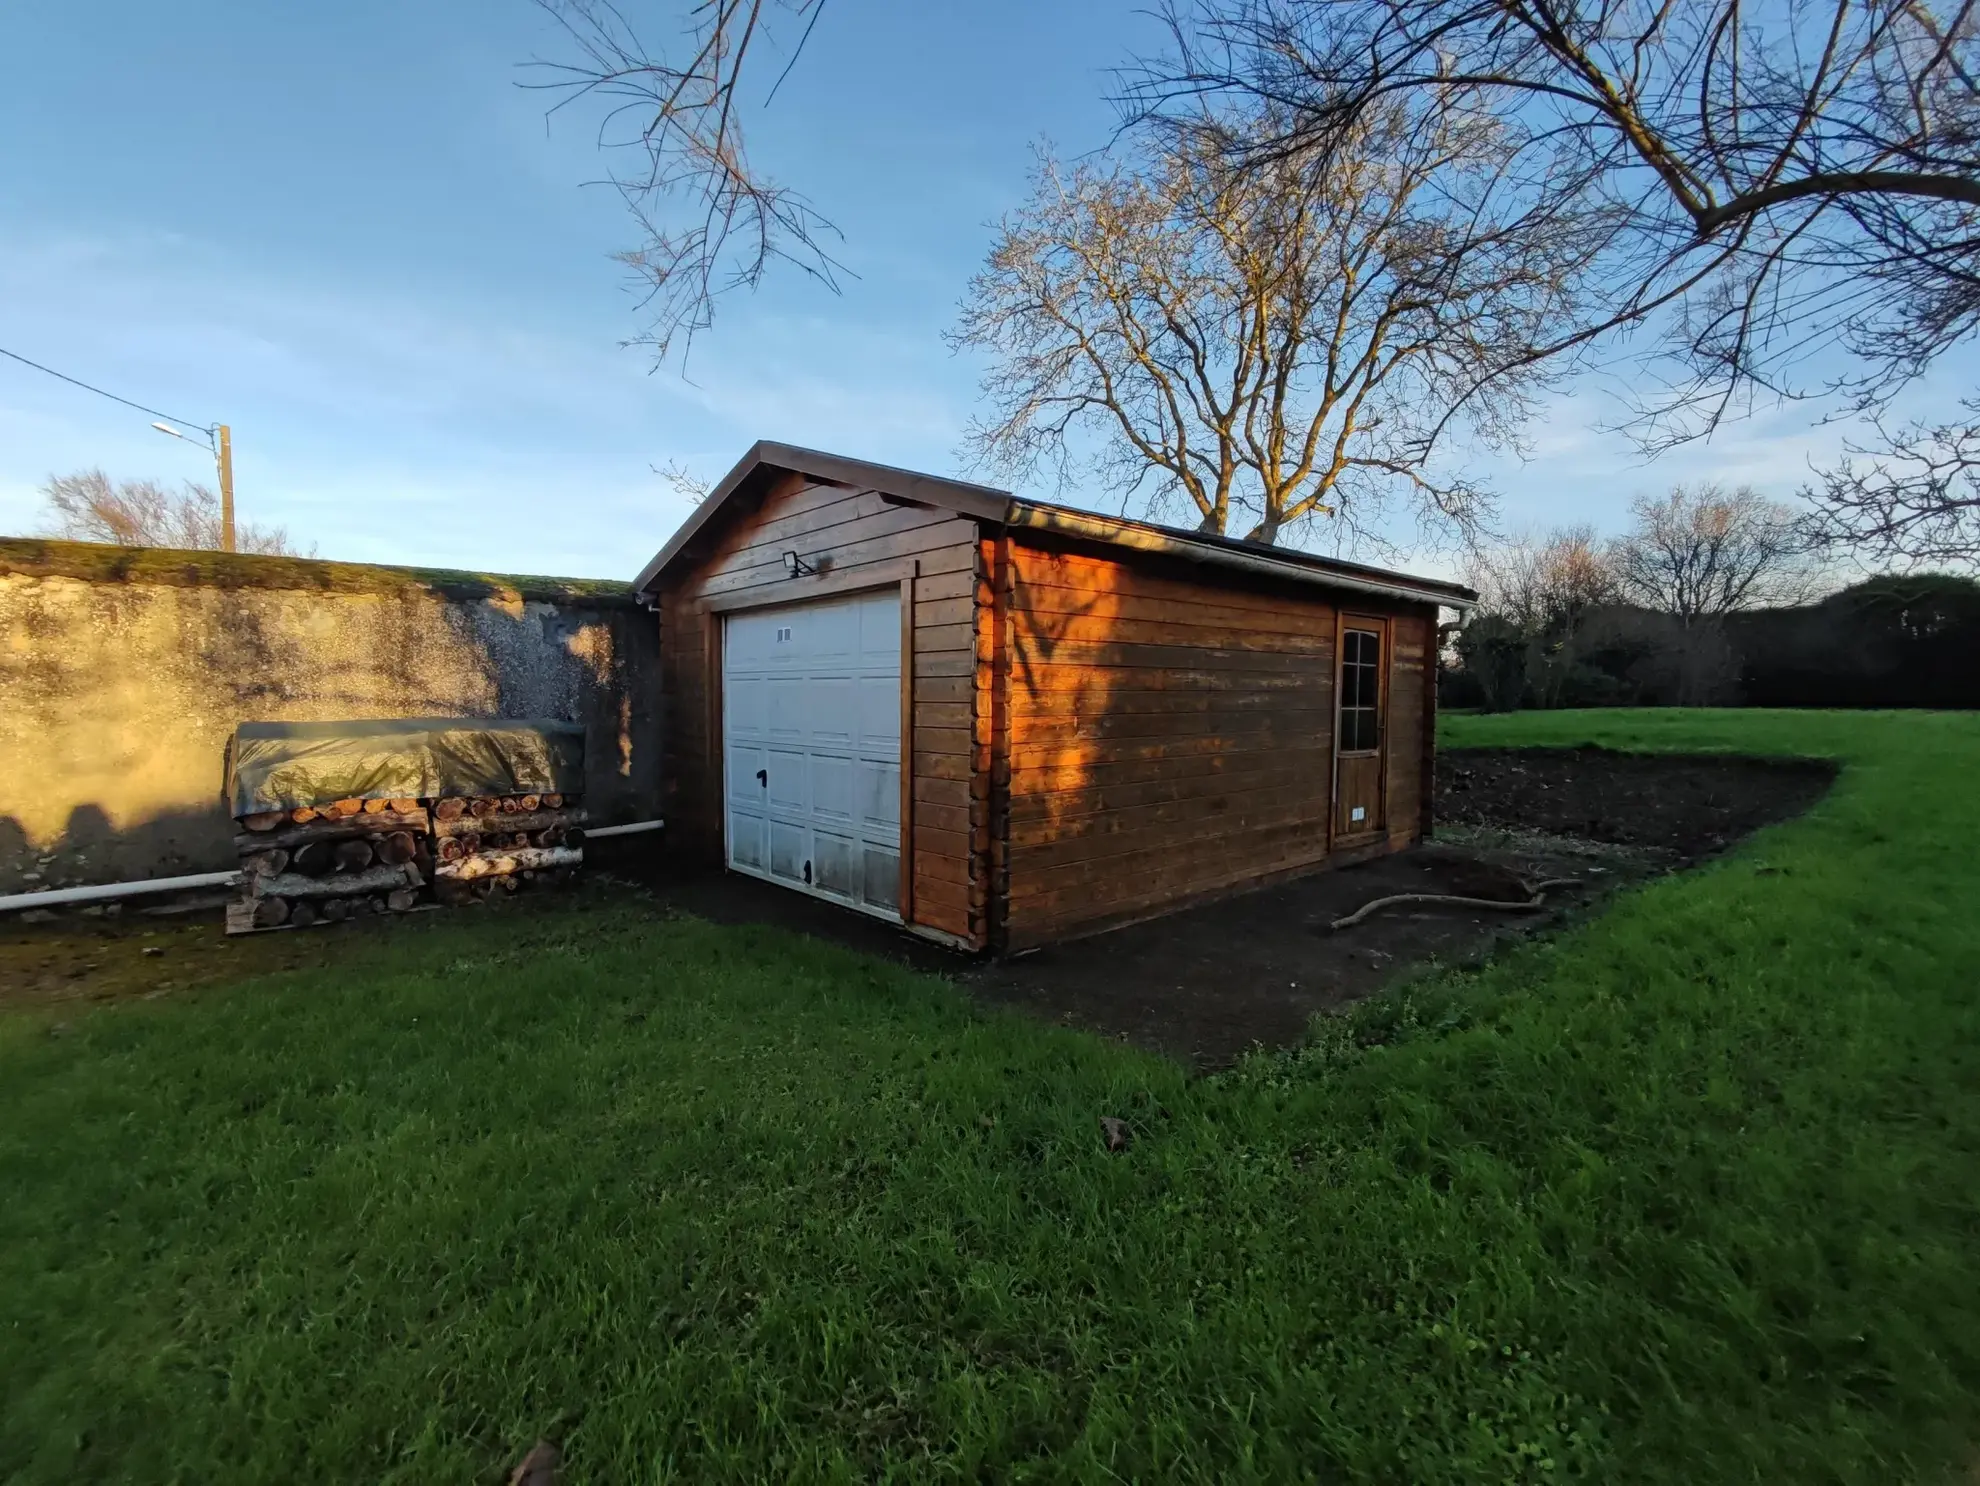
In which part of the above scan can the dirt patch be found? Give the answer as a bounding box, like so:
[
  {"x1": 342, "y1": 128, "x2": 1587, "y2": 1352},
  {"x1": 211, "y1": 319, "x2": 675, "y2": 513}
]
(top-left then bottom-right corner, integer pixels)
[
  {"x1": 956, "y1": 746, "x2": 1834, "y2": 1068},
  {"x1": 1438, "y1": 745, "x2": 1836, "y2": 857}
]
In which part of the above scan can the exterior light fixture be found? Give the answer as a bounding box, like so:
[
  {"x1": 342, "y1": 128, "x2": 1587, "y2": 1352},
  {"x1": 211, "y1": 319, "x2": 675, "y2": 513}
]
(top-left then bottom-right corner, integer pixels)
[{"x1": 783, "y1": 550, "x2": 818, "y2": 577}]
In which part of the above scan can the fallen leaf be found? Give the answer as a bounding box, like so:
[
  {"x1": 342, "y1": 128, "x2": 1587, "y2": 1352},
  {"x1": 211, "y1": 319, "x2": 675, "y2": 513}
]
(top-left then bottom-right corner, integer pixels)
[
  {"x1": 1100, "y1": 1116, "x2": 1130, "y2": 1153},
  {"x1": 508, "y1": 1440, "x2": 560, "y2": 1486}
]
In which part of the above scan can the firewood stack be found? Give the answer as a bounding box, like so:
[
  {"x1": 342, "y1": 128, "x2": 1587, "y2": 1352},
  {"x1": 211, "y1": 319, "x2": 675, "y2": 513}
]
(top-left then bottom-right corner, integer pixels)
[
  {"x1": 227, "y1": 798, "x2": 433, "y2": 933},
  {"x1": 429, "y1": 791, "x2": 586, "y2": 905},
  {"x1": 222, "y1": 717, "x2": 589, "y2": 932}
]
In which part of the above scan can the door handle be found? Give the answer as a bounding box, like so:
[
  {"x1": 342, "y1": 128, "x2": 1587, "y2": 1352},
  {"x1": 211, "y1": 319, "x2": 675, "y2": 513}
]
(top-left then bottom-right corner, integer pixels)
[{"x1": 755, "y1": 768, "x2": 767, "y2": 787}]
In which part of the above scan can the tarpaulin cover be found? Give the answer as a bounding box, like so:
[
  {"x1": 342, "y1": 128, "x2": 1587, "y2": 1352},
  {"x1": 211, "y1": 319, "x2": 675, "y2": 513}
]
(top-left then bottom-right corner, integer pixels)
[{"x1": 226, "y1": 718, "x2": 586, "y2": 815}]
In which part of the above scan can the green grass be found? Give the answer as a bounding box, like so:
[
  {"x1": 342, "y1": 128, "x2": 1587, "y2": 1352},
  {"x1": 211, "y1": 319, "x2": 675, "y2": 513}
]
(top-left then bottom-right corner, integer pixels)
[{"x1": 3, "y1": 709, "x2": 1977, "y2": 1483}]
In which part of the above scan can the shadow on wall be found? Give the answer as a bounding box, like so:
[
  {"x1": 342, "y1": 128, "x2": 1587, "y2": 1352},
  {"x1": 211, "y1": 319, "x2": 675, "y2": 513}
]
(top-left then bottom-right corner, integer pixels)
[
  {"x1": 0, "y1": 561, "x2": 662, "y2": 892},
  {"x1": 0, "y1": 802, "x2": 236, "y2": 895}
]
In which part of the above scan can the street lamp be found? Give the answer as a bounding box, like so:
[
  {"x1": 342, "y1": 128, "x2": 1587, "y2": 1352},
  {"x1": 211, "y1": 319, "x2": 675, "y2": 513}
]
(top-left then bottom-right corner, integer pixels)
[{"x1": 152, "y1": 420, "x2": 235, "y2": 553}]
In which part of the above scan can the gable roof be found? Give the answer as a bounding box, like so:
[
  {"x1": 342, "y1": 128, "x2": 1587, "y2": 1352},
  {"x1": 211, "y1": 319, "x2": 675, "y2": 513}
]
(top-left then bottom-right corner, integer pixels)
[{"x1": 632, "y1": 441, "x2": 1477, "y2": 610}]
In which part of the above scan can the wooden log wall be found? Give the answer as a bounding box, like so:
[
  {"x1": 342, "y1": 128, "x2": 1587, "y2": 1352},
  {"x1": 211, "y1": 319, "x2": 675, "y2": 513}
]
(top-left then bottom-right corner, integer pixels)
[
  {"x1": 994, "y1": 539, "x2": 1436, "y2": 950},
  {"x1": 227, "y1": 798, "x2": 432, "y2": 932},
  {"x1": 656, "y1": 471, "x2": 986, "y2": 945},
  {"x1": 226, "y1": 791, "x2": 585, "y2": 931}
]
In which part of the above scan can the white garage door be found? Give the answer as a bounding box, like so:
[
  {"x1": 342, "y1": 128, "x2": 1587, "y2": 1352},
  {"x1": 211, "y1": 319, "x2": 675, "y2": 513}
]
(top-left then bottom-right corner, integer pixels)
[{"x1": 723, "y1": 588, "x2": 903, "y2": 920}]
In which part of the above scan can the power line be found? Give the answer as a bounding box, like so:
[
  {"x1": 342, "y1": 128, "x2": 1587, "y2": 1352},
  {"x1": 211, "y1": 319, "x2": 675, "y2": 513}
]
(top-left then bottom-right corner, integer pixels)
[{"x1": 0, "y1": 345, "x2": 214, "y2": 437}]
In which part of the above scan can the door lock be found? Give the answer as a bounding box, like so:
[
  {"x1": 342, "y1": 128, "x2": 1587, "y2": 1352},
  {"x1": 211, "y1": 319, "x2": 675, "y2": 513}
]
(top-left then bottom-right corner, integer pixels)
[{"x1": 755, "y1": 768, "x2": 767, "y2": 786}]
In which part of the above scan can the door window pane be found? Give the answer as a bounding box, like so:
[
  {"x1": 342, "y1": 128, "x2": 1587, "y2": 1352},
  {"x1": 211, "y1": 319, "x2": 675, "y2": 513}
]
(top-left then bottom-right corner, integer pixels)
[{"x1": 1338, "y1": 628, "x2": 1381, "y2": 754}]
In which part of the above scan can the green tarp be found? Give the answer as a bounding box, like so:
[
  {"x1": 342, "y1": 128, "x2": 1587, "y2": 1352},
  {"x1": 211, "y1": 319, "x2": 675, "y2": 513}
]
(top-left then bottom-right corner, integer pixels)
[{"x1": 225, "y1": 718, "x2": 585, "y2": 816}]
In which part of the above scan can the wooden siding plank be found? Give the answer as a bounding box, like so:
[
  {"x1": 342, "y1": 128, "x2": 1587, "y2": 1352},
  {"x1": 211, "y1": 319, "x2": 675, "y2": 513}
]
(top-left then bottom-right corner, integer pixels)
[
  {"x1": 695, "y1": 519, "x2": 978, "y2": 600},
  {"x1": 1011, "y1": 545, "x2": 1342, "y2": 619},
  {"x1": 914, "y1": 595, "x2": 974, "y2": 627},
  {"x1": 709, "y1": 498, "x2": 950, "y2": 578},
  {"x1": 1011, "y1": 636, "x2": 1323, "y2": 673},
  {"x1": 1006, "y1": 768, "x2": 1332, "y2": 842},
  {"x1": 912, "y1": 775, "x2": 971, "y2": 808},
  {"x1": 1014, "y1": 580, "x2": 1340, "y2": 640},
  {"x1": 996, "y1": 662, "x2": 1327, "y2": 695},
  {"x1": 914, "y1": 622, "x2": 977, "y2": 655},
  {"x1": 914, "y1": 675, "x2": 973, "y2": 704},
  {"x1": 913, "y1": 701, "x2": 973, "y2": 731}
]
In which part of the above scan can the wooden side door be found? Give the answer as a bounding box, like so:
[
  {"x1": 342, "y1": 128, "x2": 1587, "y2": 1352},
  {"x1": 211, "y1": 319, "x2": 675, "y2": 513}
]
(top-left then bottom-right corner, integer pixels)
[{"x1": 1333, "y1": 615, "x2": 1388, "y2": 840}]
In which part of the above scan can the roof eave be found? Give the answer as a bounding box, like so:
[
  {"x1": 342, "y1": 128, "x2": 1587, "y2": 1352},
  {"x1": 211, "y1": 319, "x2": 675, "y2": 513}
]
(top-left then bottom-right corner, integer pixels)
[{"x1": 1005, "y1": 503, "x2": 1478, "y2": 610}]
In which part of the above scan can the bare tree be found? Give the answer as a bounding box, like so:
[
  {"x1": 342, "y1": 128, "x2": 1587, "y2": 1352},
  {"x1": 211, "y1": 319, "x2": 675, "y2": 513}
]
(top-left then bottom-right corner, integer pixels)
[
  {"x1": 1134, "y1": 0, "x2": 1980, "y2": 439},
  {"x1": 1465, "y1": 524, "x2": 1614, "y2": 705},
  {"x1": 1608, "y1": 484, "x2": 1819, "y2": 622},
  {"x1": 1469, "y1": 524, "x2": 1613, "y2": 631},
  {"x1": 653, "y1": 457, "x2": 714, "y2": 504},
  {"x1": 952, "y1": 99, "x2": 1583, "y2": 548},
  {"x1": 1803, "y1": 399, "x2": 1980, "y2": 566},
  {"x1": 38, "y1": 469, "x2": 305, "y2": 556},
  {"x1": 530, "y1": 0, "x2": 842, "y2": 364}
]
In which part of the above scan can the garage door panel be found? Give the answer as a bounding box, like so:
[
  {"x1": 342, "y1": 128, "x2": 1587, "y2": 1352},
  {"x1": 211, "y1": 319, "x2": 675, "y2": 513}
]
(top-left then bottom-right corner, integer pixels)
[
  {"x1": 857, "y1": 676, "x2": 899, "y2": 746},
  {"x1": 765, "y1": 748, "x2": 809, "y2": 811},
  {"x1": 768, "y1": 821, "x2": 807, "y2": 882},
  {"x1": 811, "y1": 754, "x2": 855, "y2": 824},
  {"x1": 728, "y1": 675, "x2": 768, "y2": 736},
  {"x1": 805, "y1": 676, "x2": 859, "y2": 746},
  {"x1": 864, "y1": 759, "x2": 900, "y2": 830},
  {"x1": 863, "y1": 848, "x2": 901, "y2": 913},
  {"x1": 727, "y1": 744, "x2": 768, "y2": 807},
  {"x1": 765, "y1": 676, "x2": 810, "y2": 739},
  {"x1": 810, "y1": 602, "x2": 860, "y2": 660},
  {"x1": 813, "y1": 832, "x2": 859, "y2": 899},
  {"x1": 859, "y1": 595, "x2": 902, "y2": 657},
  {"x1": 724, "y1": 587, "x2": 906, "y2": 923},
  {"x1": 730, "y1": 813, "x2": 766, "y2": 872}
]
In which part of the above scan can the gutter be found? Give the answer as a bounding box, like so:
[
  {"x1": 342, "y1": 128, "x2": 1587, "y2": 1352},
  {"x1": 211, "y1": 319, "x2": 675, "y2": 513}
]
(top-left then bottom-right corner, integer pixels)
[{"x1": 1004, "y1": 502, "x2": 1477, "y2": 611}]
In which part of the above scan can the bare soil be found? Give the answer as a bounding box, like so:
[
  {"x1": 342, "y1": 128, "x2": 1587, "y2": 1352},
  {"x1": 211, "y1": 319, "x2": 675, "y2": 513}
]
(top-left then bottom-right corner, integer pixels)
[
  {"x1": 959, "y1": 747, "x2": 1834, "y2": 1067},
  {"x1": 1437, "y1": 746, "x2": 1837, "y2": 857}
]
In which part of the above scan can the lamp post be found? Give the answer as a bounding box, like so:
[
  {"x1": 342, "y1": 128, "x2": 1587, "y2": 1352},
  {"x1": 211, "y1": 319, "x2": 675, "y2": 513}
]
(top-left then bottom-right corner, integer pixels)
[{"x1": 152, "y1": 420, "x2": 234, "y2": 553}]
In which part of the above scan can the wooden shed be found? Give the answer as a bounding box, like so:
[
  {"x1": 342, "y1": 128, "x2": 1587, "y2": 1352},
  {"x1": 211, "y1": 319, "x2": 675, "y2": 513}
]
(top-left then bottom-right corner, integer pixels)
[{"x1": 634, "y1": 442, "x2": 1476, "y2": 953}]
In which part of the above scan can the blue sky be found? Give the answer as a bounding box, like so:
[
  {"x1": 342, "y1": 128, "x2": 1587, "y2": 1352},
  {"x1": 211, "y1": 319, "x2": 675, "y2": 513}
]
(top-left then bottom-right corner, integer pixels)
[{"x1": 1, "y1": 1, "x2": 1970, "y2": 580}]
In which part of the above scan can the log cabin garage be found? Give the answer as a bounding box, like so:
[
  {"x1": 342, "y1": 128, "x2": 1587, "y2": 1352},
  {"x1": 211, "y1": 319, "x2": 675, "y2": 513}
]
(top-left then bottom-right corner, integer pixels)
[{"x1": 634, "y1": 442, "x2": 1477, "y2": 953}]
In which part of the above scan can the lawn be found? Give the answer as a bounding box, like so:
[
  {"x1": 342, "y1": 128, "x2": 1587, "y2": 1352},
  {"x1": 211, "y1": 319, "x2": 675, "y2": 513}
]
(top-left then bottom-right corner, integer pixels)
[{"x1": 2, "y1": 710, "x2": 1977, "y2": 1483}]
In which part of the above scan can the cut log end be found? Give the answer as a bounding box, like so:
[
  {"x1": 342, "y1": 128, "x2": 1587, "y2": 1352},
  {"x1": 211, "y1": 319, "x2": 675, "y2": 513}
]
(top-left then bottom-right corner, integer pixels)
[
  {"x1": 385, "y1": 888, "x2": 419, "y2": 912},
  {"x1": 289, "y1": 806, "x2": 318, "y2": 824},
  {"x1": 240, "y1": 811, "x2": 286, "y2": 833},
  {"x1": 333, "y1": 839, "x2": 375, "y2": 872},
  {"x1": 378, "y1": 831, "x2": 417, "y2": 865},
  {"x1": 252, "y1": 896, "x2": 291, "y2": 928},
  {"x1": 433, "y1": 798, "x2": 468, "y2": 822}
]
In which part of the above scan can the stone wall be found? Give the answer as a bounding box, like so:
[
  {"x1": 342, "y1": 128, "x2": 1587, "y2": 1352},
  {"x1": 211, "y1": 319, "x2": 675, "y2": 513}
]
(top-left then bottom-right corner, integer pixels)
[{"x1": 0, "y1": 540, "x2": 660, "y2": 893}]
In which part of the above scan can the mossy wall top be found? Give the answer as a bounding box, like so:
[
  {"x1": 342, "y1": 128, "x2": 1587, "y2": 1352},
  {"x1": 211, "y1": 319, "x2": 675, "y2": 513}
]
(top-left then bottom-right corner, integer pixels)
[{"x1": 0, "y1": 540, "x2": 659, "y2": 892}]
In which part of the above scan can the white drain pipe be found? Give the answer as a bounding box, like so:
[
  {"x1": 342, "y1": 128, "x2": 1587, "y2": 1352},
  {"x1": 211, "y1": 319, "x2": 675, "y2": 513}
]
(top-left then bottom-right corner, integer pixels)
[
  {"x1": 586, "y1": 819, "x2": 665, "y2": 839},
  {"x1": 0, "y1": 870, "x2": 242, "y2": 915},
  {"x1": 0, "y1": 819, "x2": 663, "y2": 915}
]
